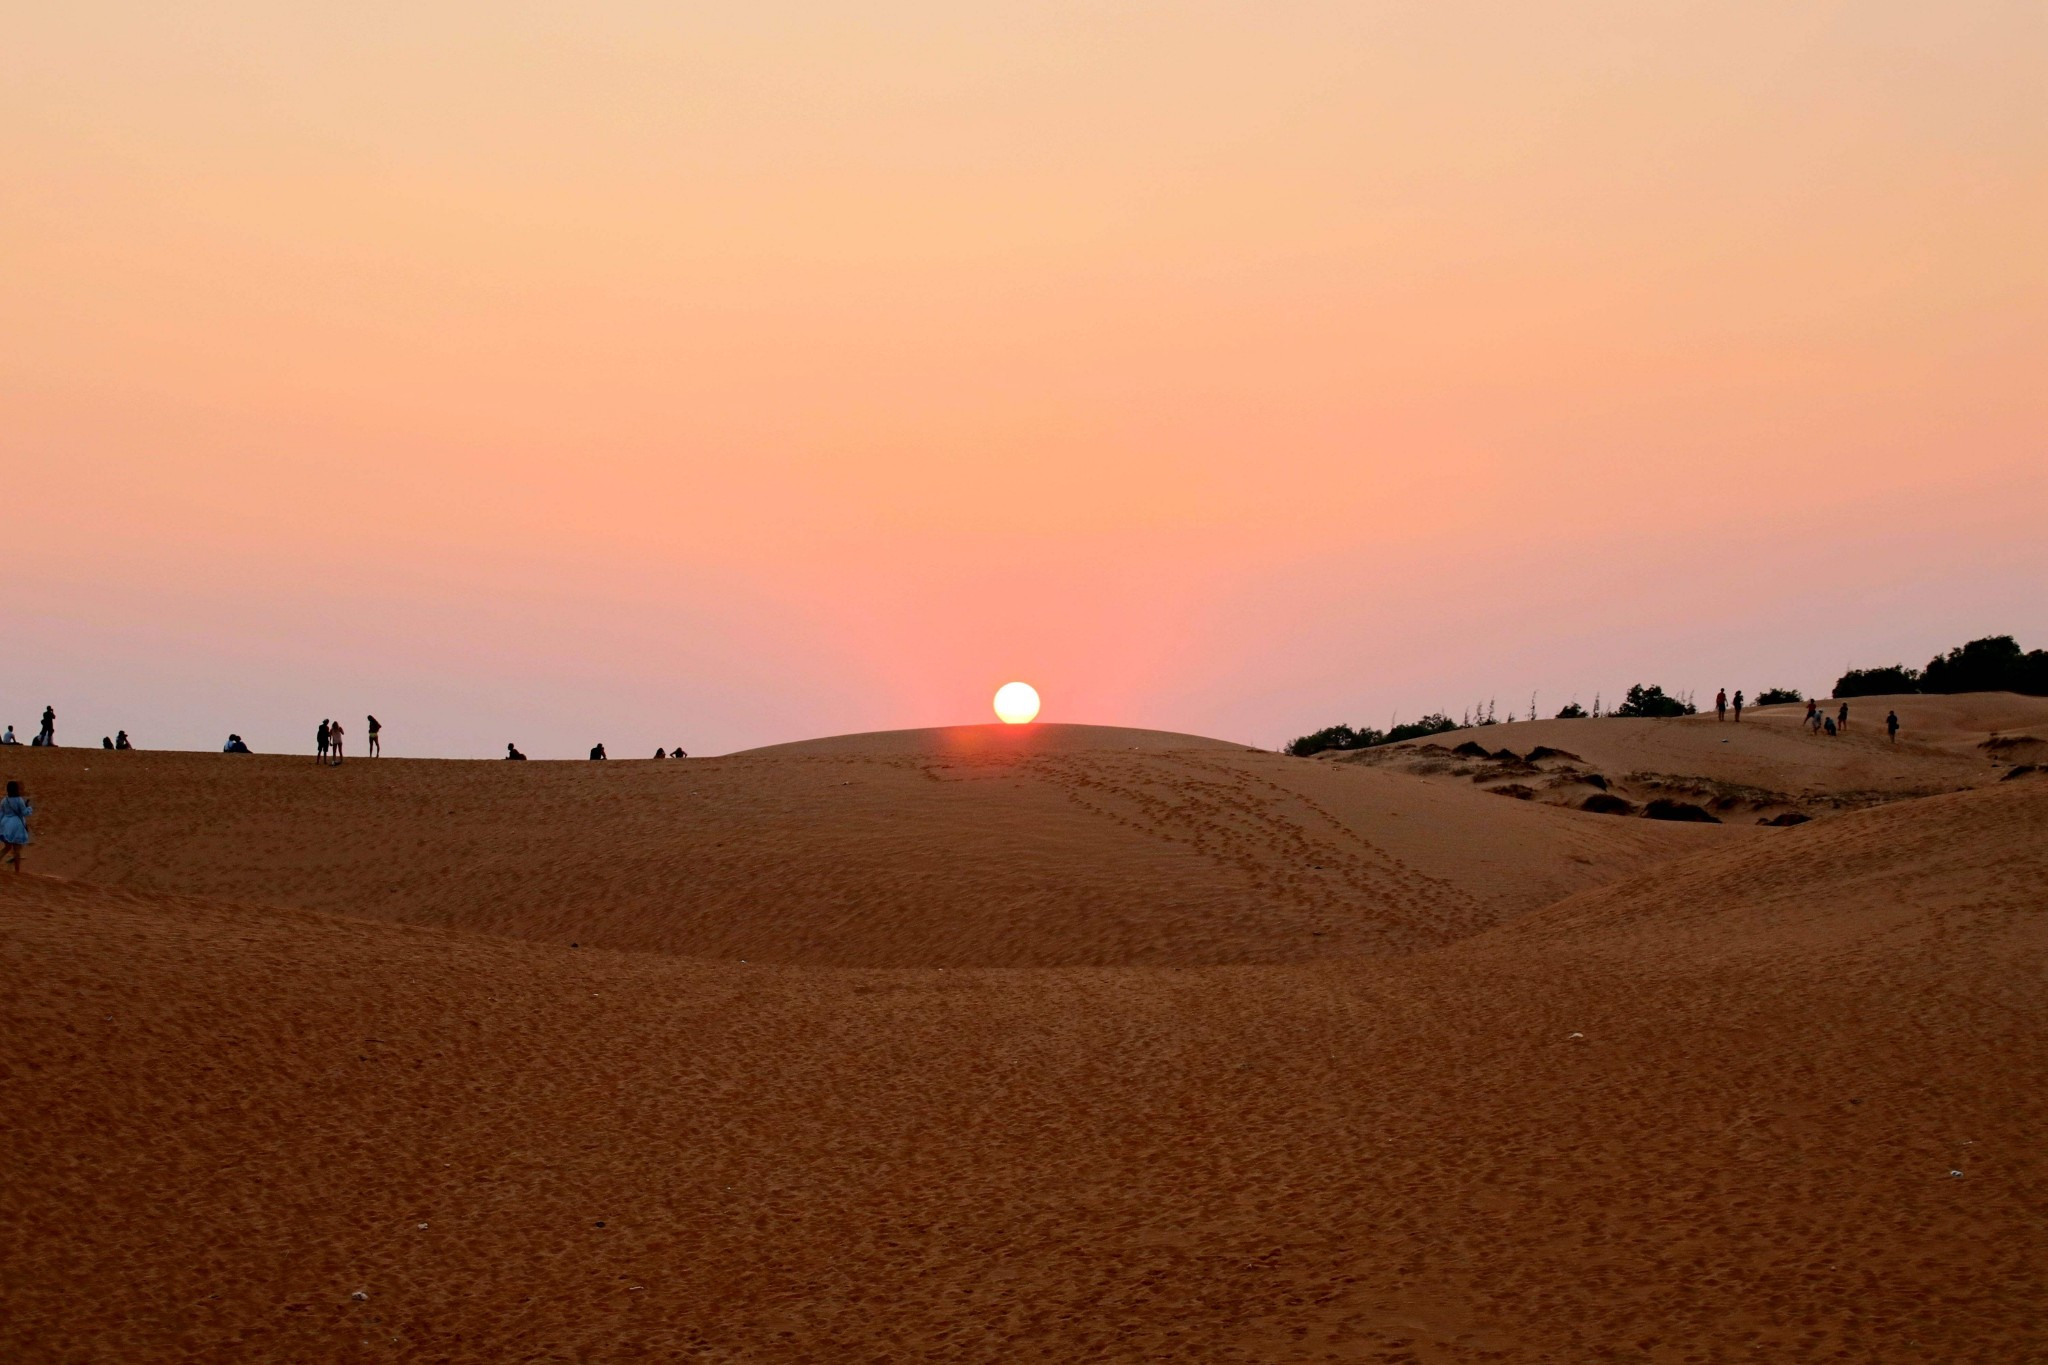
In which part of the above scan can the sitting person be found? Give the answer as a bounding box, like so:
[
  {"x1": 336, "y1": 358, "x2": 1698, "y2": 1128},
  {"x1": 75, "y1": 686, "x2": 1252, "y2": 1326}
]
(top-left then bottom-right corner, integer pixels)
[
  {"x1": 115, "y1": 731, "x2": 131, "y2": 750},
  {"x1": 0, "y1": 726, "x2": 15, "y2": 744},
  {"x1": 505, "y1": 742, "x2": 527, "y2": 760},
  {"x1": 589, "y1": 743, "x2": 607, "y2": 760},
  {"x1": 103, "y1": 736, "x2": 115, "y2": 749},
  {"x1": 223, "y1": 734, "x2": 253, "y2": 754},
  {"x1": 654, "y1": 748, "x2": 666, "y2": 759},
  {"x1": 672, "y1": 746, "x2": 688, "y2": 758}
]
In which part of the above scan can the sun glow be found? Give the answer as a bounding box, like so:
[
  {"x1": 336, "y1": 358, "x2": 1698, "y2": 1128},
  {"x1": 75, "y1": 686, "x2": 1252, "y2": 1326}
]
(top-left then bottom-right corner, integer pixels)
[{"x1": 993, "y1": 682, "x2": 1041, "y2": 725}]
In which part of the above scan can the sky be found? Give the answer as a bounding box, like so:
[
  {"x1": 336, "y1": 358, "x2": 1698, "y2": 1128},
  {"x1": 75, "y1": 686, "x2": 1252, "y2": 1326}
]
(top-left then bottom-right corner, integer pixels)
[{"x1": 4, "y1": 1, "x2": 2044, "y2": 756}]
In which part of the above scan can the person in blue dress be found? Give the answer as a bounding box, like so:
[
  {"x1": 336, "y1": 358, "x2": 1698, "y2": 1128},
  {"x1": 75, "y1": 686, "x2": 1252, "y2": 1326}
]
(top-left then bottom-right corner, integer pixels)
[{"x1": 1, "y1": 781, "x2": 32, "y2": 874}]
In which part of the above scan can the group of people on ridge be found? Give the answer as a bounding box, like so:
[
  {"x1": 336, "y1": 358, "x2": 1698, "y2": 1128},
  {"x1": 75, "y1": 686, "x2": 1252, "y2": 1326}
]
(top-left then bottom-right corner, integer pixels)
[
  {"x1": 1, "y1": 706, "x2": 62, "y2": 747},
  {"x1": 1709, "y1": 688, "x2": 1900, "y2": 741},
  {"x1": 314, "y1": 716, "x2": 381, "y2": 764}
]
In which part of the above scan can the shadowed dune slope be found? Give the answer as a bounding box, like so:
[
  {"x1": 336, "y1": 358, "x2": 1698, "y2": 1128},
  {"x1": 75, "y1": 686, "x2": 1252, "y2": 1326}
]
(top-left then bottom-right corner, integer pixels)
[
  {"x1": 4, "y1": 744, "x2": 1734, "y2": 966},
  {"x1": 2, "y1": 779, "x2": 2043, "y2": 1361}
]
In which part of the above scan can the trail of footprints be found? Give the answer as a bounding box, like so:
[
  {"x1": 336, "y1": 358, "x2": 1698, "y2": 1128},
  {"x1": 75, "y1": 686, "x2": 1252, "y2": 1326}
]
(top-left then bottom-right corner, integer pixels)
[{"x1": 1027, "y1": 752, "x2": 1490, "y2": 954}]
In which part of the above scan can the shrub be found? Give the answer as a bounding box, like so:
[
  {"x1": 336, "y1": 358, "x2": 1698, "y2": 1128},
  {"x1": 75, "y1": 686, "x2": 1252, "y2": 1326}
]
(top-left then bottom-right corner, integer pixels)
[
  {"x1": 1285, "y1": 724, "x2": 1380, "y2": 758},
  {"x1": 1387, "y1": 713, "x2": 1457, "y2": 744},
  {"x1": 1755, "y1": 687, "x2": 1803, "y2": 705},
  {"x1": 1286, "y1": 712, "x2": 1457, "y2": 757},
  {"x1": 1920, "y1": 635, "x2": 2048, "y2": 696},
  {"x1": 1612, "y1": 684, "x2": 1696, "y2": 718},
  {"x1": 1554, "y1": 702, "x2": 1587, "y2": 719},
  {"x1": 1832, "y1": 665, "x2": 1920, "y2": 698}
]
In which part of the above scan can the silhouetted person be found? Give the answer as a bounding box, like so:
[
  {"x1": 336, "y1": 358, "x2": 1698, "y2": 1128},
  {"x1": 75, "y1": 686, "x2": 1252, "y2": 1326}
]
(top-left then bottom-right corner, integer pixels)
[
  {"x1": 328, "y1": 718, "x2": 345, "y2": 765},
  {"x1": 1732, "y1": 690, "x2": 1744, "y2": 722},
  {"x1": 673, "y1": 746, "x2": 687, "y2": 758},
  {"x1": 1, "y1": 780, "x2": 33, "y2": 874},
  {"x1": 1886, "y1": 710, "x2": 1900, "y2": 743},
  {"x1": 316, "y1": 719, "x2": 330, "y2": 763},
  {"x1": 590, "y1": 743, "x2": 607, "y2": 761},
  {"x1": 1837, "y1": 702, "x2": 1849, "y2": 732},
  {"x1": 654, "y1": 748, "x2": 666, "y2": 759},
  {"x1": 1823, "y1": 716, "x2": 1837, "y2": 737},
  {"x1": 367, "y1": 714, "x2": 381, "y2": 757},
  {"x1": 102, "y1": 736, "x2": 114, "y2": 749},
  {"x1": 1715, "y1": 688, "x2": 1727, "y2": 721},
  {"x1": 38, "y1": 705, "x2": 55, "y2": 746},
  {"x1": 115, "y1": 731, "x2": 131, "y2": 750},
  {"x1": 0, "y1": 726, "x2": 15, "y2": 745},
  {"x1": 224, "y1": 734, "x2": 253, "y2": 754},
  {"x1": 506, "y1": 743, "x2": 527, "y2": 760}
]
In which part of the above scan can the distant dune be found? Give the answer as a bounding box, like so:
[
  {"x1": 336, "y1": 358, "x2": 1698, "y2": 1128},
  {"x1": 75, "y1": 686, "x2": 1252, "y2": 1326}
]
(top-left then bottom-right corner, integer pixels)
[
  {"x1": 2, "y1": 696, "x2": 2044, "y2": 1361},
  {"x1": 732, "y1": 720, "x2": 1252, "y2": 756},
  {"x1": 1339, "y1": 691, "x2": 2048, "y2": 822}
]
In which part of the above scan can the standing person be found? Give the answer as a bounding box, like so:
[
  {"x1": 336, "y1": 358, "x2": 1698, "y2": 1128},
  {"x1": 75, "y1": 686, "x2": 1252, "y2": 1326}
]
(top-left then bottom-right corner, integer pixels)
[
  {"x1": 1715, "y1": 688, "x2": 1727, "y2": 721},
  {"x1": 1733, "y1": 690, "x2": 1745, "y2": 722},
  {"x1": 316, "y1": 719, "x2": 330, "y2": 763},
  {"x1": 1, "y1": 781, "x2": 32, "y2": 873},
  {"x1": 1886, "y1": 710, "x2": 1900, "y2": 743},
  {"x1": 328, "y1": 717, "x2": 345, "y2": 765},
  {"x1": 367, "y1": 715, "x2": 382, "y2": 757},
  {"x1": 38, "y1": 705, "x2": 55, "y2": 746},
  {"x1": 1837, "y1": 702, "x2": 1849, "y2": 732}
]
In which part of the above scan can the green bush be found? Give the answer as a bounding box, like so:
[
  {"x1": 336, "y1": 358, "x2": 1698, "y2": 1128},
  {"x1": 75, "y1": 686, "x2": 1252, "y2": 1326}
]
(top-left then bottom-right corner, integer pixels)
[
  {"x1": 1612, "y1": 684, "x2": 1696, "y2": 718},
  {"x1": 1831, "y1": 665, "x2": 1920, "y2": 698},
  {"x1": 1755, "y1": 687, "x2": 1803, "y2": 705},
  {"x1": 1919, "y1": 635, "x2": 2048, "y2": 696},
  {"x1": 1388, "y1": 714, "x2": 1458, "y2": 744},
  {"x1": 1286, "y1": 713, "x2": 1457, "y2": 757},
  {"x1": 1554, "y1": 702, "x2": 1588, "y2": 719}
]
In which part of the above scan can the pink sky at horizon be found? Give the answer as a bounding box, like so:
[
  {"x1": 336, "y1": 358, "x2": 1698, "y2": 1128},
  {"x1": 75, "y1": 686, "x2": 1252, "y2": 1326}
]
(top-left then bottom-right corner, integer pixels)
[{"x1": 5, "y1": 2, "x2": 2043, "y2": 756}]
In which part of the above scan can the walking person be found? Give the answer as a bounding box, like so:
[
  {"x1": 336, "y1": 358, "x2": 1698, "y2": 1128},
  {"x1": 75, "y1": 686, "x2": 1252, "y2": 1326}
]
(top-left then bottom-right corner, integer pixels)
[
  {"x1": 1715, "y1": 688, "x2": 1727, "y2": 721},
  {"x1": 328, "y1": 717, "x2": 345, "y2": 765},
  {"x1": 1, "y1": 781, "x2": 33, "y2": 874},
  {"x1": 316, "y1": 719, "x2": 330, "y2": 763},
  {"x1": 37, "y1": 705, "x2": 55, "y2": 746},
  {"x1": 1733, "y1": 690, "x2": 1744, "y2": 722},
  {"x1": 1886, "y1": 710, "x2": 1900, "y2": 743},
  {"x1": 366, "y1": 715, "x2": 382, "y2": 757}
]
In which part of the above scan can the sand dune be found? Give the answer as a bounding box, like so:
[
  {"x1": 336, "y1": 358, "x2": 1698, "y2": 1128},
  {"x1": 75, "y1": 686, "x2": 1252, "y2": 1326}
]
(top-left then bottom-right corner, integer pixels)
[
  {"x1": 1338, "y1": 691, "x2": 2048, "y2": 822},
  {"x1": 7, "y1": 740, "x2": 1730, "y2": 967},
  {"x1": 734, "y1": 720, "x2": 1252, "y2": 756},
  {"x1": 2, "y1": 709, "x2": 2044, "y2": 1361}
]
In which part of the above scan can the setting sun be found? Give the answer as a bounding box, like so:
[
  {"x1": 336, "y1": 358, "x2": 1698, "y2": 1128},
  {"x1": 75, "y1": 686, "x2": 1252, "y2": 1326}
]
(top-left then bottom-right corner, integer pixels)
[{"x1": 993, "y1": 682, "x2": 1041, "y2": 725}]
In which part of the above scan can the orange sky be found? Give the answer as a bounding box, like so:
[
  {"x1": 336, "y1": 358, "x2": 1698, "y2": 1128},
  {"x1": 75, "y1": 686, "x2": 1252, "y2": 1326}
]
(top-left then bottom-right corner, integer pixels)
[{"x1": 5, "y1": 2, "x2": 2044, "y2": 755}]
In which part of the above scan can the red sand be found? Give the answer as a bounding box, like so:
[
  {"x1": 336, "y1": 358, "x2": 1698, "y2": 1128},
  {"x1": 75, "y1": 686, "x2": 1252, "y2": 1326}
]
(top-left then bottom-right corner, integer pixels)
[{"x1": 2, "y1": 715, "x2": 2044, "y2": 1361}]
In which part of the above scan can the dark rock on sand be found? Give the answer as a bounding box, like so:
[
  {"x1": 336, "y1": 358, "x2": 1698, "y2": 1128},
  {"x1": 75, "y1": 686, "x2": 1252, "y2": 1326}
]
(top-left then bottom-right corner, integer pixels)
[{"x1": 1580, "y1": 793, "x2": 1635, "y2": 816}]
